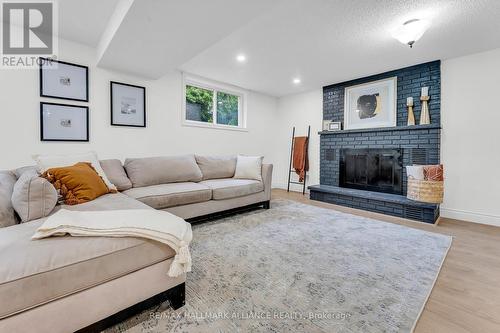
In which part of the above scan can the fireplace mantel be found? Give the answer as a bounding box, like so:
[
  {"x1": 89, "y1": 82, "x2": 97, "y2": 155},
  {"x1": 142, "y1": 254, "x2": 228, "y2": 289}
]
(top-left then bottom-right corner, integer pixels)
[{"x1": 318, "y1": 124, "x2": 441, "y2": 136}]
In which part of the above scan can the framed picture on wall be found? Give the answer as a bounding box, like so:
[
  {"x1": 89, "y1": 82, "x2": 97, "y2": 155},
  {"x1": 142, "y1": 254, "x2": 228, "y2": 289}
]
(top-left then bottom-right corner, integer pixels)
[
  {"x1": 110, "y1": 81, "x2": 146, "y2": 127},
  {"x1": 344, "y1": 77, "x2": 397, "y2": 130},
  {"x1": 40, "y1": 102, "x2": 89, "y2": 142},
  {"x1": 40, "y1": 58, "x2": 89, "y2": 102}
]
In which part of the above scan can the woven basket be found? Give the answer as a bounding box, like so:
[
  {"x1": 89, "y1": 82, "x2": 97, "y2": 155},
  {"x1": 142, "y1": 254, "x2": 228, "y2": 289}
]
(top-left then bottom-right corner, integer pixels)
[{"x1": 407, "y1": 178, "x2": 444, "y2": 204}]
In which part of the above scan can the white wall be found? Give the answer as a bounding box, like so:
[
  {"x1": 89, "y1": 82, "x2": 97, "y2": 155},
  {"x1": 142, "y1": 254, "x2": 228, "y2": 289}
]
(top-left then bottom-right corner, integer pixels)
[
  {"x1": 440, "y1": 48, "x2": 500, "y2": 226},
  {"x1": 273, "y1": 89, "x2": 322, "y2": 190},
  {"x1": 275, "y1": 48, "x2": 500, "y2": 226},
  {"x1": 0, "y1": 39, "x2": 279, "y2": 170}
]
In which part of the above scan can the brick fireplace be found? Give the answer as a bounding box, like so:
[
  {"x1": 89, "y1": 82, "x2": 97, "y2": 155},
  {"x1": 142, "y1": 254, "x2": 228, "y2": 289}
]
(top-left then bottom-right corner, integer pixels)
[{"x1": 309, "y1": 61, "x2": 441, "y2": 224}]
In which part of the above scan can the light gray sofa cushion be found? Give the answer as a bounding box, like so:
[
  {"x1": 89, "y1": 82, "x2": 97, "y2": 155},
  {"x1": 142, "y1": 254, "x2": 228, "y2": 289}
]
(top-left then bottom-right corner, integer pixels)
[
  {"x1": 199, "y1": 178, "x2": 263, "y2": 200},
  {"x1": 124, "y1": 182, "x2": 212, "y2": 209},
  {"x1": 166, "y1": 164, "x2": 272, "y2": 219},
  {"x1": 11, "y1": 170, "x2": 58, "y2": 223},
  {"x1": 100, "y1": 159, "x2": 132, "y2": 191},
  {"x1": 0, "y1": 171, "x2": 17, "y2": 228},
  {"x1": 195, "y1": 155, "x2": 237, "y2": 180},
  {"x1": 124, "y1": 155, "x2": 203, "y2": 187}
]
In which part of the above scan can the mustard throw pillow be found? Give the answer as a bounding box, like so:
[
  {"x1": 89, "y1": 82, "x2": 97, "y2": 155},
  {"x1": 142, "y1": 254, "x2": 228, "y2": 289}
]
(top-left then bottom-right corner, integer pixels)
[{"x1": 42, "y1": 162, "x2": 111, "y2": 205}]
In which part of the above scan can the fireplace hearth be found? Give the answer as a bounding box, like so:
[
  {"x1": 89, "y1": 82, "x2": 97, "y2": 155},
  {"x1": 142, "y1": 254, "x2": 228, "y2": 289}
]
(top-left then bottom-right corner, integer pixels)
[{"x1": 340, "y1": 148, "x2": 403, "y2": 195}]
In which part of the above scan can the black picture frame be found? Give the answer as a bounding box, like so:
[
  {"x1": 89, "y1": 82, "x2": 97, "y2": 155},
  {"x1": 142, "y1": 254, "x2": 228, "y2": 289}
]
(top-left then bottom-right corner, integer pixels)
[
  {"x1": 39, "y1": 58, "x2": 89, "y2": 102},
  {"x1": 40, "y1": 102, "x2": 89, "y2": 142},
  {"x1": 110, "y1": 81, "x2": 146, "y2": 127}
]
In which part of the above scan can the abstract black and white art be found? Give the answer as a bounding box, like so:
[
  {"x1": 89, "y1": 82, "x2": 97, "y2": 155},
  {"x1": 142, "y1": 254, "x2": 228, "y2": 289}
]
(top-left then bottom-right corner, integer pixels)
[{"x1": 344, "y1": 77, "x2": 396, "y2": 130}]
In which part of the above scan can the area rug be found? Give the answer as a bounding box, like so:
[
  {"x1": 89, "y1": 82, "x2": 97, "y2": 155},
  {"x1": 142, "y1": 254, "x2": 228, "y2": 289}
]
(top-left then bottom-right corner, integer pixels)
[{"x1": 105, "y1": 199, "x2": 452, "y2": 333}]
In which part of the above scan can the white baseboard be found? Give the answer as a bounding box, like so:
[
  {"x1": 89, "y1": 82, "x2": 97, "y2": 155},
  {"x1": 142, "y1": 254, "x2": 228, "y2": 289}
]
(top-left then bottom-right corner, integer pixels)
[{"x1": 440, "y1": 208, "x2": 500, "y2": 227}]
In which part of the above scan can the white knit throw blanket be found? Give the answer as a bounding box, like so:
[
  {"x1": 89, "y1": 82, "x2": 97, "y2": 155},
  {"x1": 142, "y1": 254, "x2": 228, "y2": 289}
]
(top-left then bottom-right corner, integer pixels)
[{"x1": 32, "y1": 209, "x2": 192, "y2": 277}]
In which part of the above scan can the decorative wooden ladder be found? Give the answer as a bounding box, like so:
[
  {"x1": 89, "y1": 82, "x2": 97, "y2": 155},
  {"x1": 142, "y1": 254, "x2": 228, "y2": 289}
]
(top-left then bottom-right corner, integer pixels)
[{"x1": 287, "y1": 125, "x2": 311, "y2": 195}]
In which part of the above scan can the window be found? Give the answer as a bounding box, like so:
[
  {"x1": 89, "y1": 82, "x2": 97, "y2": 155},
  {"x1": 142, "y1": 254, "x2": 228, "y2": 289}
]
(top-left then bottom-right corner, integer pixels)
[{"x1": 184, "y1": 76, "x2": 245, "y2": 130}]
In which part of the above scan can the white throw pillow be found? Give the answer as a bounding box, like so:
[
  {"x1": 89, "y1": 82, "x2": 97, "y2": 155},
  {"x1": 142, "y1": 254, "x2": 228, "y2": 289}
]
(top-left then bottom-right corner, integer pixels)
[
  {"x1": 34, "y1": 152, "x2": 117, "y2": 191},
  {"x1": 406, "y1": 165, "x2": 425, "y2": 180},
  {"x1": 233, "y1": 155, "x2": 263, "y2": 181}
]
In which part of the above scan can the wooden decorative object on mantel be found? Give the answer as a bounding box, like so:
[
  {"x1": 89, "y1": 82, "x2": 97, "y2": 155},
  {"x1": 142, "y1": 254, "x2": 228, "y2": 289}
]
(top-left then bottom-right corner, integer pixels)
[
  {"x1": 406, "y1": 97, "x2": 415, "y2": 126},
  {"x1": 420, "y1": 86, "x2": 430, "y2": 125}
]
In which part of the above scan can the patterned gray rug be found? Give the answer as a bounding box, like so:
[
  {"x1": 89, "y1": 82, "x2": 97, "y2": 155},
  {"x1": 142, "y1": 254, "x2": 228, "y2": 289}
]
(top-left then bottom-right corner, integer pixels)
[{"x1": 106, "y1": 199, "x2": 451, "y2": 333}]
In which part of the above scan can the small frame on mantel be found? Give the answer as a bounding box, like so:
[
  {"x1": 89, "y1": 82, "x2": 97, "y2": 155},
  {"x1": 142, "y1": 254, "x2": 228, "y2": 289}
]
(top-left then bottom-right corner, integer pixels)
[
  {"x1": 328, "y1": 121, "x2": 342, "y2": 131},
  {"x1": 323, "y1": 120, "x2": 342, "y2": 131}
]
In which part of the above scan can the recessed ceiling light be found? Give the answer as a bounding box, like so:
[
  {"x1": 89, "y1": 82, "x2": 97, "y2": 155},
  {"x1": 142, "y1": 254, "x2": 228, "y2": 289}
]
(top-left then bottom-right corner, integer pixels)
[
  {"x1": 236, "y1": 54, "x2": 246, "y2": 62},
  {"x1": 392, "y1": 19, "x2": 430, "y2": 48},
  {"x1": 293, "y1": 78, "x2": 301, "y2": 84}
]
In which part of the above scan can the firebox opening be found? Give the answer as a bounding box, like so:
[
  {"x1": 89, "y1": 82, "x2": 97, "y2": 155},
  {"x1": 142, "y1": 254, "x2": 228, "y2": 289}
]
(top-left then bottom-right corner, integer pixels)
[{"x1": 339, "y1": 148, "x2": 403, "y2": 195}]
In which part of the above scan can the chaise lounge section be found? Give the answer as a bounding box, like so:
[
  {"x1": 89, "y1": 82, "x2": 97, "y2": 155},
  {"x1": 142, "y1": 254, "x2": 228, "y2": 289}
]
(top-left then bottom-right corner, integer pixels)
[{"x1": 0, "y1": 154, "x2": 272, "y2": 332}]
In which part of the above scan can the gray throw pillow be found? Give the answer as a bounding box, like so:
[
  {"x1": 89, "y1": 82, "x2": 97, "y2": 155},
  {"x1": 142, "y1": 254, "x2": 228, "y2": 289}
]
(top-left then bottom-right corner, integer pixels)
[
  {"x1": 100, "y1": 159, "x2": 132, "y2": 191},
  {"x1": 0, "y1": 171, "x2": 18, "y2": 228},
  {"x1": 11, "y1": 170, "x2": 58, "y2": 222}
]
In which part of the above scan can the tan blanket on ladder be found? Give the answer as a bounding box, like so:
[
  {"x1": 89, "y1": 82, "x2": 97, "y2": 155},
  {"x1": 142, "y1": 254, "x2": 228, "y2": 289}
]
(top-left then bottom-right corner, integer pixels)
[{"x1": 32, "y1": 209, "x2": 192, "y2": 277}]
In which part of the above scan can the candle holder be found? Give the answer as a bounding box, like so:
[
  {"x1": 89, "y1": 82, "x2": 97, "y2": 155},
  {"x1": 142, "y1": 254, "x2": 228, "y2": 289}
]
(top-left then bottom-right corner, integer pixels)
[
  {"x1": 406, "y1": 100, "x2": 415, "y2": 126},
  {"x1": 420, "y1": 95, "x2": 430, "y2": 125}
]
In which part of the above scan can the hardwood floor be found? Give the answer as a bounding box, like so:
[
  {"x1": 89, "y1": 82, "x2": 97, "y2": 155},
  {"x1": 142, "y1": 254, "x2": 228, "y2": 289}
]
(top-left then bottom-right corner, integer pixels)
[{"x1": 272, "y1": 189, "x2": 500, "y2": 333}]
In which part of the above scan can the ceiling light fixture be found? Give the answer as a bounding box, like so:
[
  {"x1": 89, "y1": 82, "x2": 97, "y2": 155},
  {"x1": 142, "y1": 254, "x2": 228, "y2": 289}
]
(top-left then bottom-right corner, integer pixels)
[
  {"x1": 236, "y1": 54, "x2": 246, "y2": 62},
  {"x1": 392, "y1": 19, "x2": 430, "y2": 48},
  {"x1": 293, "y1": 78, "x2": 301, "y2": 84}
]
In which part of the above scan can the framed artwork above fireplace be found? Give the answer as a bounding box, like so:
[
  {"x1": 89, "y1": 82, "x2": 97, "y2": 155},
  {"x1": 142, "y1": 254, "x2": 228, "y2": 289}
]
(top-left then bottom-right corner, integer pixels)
[{"x1": 344, "y1": 77, "x2": 397, "y2": 130}]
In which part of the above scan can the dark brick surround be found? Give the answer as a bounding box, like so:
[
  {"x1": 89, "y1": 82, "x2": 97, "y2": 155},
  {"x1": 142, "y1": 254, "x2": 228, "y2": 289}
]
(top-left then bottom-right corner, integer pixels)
[
  {"x1": 310, "y1": 61, "x2": 441, "y2": 223},
  {"x1": 323, "y1": 60, "x2": 441, "y2": 126}
]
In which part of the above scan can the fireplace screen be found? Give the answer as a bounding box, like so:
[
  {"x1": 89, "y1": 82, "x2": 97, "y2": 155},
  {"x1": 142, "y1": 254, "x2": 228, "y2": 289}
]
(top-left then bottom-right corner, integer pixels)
[{"x1": 339, "y1": 148, "x2": 403, "y2": 195}]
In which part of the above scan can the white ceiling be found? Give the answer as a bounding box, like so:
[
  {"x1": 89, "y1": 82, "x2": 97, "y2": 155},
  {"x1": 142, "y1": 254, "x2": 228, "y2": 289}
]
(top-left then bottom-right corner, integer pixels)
[
  {"x1": 96, "y1": 0, "x2": 277, "y2": 78},
  {"x1": 59, "y1": 0, "x2": 500, "y2": 96},
  {"x1": 57, "y1": 0, "x2": 121, "y2": 47}
]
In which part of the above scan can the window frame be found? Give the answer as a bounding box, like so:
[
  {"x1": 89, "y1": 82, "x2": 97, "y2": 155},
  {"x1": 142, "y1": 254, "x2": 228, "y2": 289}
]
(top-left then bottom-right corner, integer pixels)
[{"x1": 182, "y1": 74, "x2": 247, "y2": 131}]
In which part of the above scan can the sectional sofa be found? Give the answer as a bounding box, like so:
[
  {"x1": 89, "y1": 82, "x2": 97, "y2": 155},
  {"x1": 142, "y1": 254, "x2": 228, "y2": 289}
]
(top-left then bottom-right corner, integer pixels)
[{"x1": 0, "y1": 154, "x2": 273, "y2": 332}]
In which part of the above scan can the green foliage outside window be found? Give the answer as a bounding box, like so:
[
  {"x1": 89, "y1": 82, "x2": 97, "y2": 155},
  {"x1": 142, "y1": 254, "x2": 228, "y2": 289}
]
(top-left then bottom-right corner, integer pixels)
[
  {"x1": 217, "y1": 92, "x2": 239, "y2": 126},
  {"x1": 185, "y1": 84, "x2": 240, "y2": 126},
  {"x1": 186, "y1": 85, "x2": 213, "y2": 122}
]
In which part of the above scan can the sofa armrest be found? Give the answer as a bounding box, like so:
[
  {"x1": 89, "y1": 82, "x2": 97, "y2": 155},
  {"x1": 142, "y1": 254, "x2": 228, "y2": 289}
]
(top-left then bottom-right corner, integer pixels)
[{"x1": 262, "y1": 164, "x2": 273, "y2": 200}]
